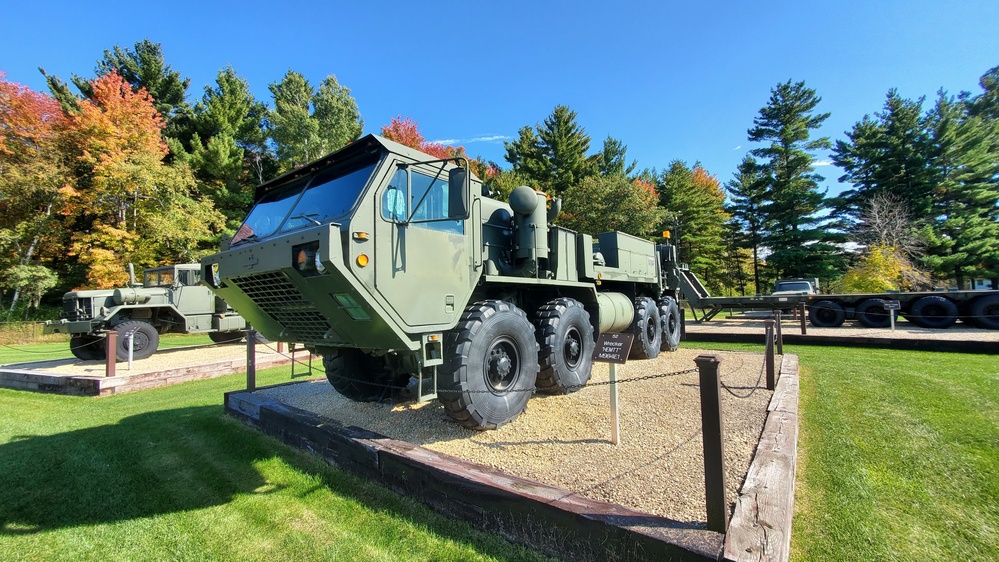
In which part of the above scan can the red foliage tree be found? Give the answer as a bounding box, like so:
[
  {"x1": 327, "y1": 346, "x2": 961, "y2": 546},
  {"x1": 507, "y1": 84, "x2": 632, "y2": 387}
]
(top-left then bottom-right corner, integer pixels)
[{"x1": 380, "y1": 115, "x2": 466, "y2": 160}]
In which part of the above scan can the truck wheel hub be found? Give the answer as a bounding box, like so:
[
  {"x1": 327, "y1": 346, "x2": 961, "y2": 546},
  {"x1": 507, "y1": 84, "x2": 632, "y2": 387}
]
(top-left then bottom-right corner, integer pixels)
[{"x1": 486, "y1": 340, "x2": 518, "y2": 390}]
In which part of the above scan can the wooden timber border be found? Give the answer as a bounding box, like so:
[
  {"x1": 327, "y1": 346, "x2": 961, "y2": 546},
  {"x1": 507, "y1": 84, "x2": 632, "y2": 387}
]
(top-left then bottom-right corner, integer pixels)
[
  {"x1": 0, "y1": 350, "x2": 304, "y2": 396},
  {"x1": 723, "y1": 355, "x2": 799, "y2": 562},
  {"x1": 225, "y1": 354, "x2": 802, "y2": 562}
]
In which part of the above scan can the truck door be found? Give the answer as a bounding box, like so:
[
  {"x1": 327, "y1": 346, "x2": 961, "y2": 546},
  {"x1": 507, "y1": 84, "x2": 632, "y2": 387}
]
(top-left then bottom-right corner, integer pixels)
[{"x1": 373, "y1": 165, "x2": 474, "y2": 329}]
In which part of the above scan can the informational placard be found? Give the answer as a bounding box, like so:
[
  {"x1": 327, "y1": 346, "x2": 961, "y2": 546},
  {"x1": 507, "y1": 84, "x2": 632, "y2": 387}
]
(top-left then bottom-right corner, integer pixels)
[
  {"x1": 592, "y1": 332, "x2": 635, "y2": 446},
  {"x1": 885, "y1": 300, "x2": 901, "y2": 331},
  {"x1": 592, "y1": 333, "x2": 635, "y2": 364}
]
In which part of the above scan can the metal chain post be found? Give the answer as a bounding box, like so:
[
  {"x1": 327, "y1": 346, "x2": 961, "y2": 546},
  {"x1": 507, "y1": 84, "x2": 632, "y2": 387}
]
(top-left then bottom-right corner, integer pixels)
[
  {"x1": 694, "y1": 354, "x2": 728, "y2": 533},
  {"x1": 764, "y1": 319, "x2": 776, "y2": 390}
]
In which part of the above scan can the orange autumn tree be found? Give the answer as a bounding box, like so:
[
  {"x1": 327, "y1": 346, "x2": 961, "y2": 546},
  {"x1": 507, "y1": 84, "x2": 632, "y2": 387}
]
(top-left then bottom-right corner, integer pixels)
[
  {"x1": 380, "y1": 116, "x2": 466, "y2": 160},
  {"x1": 64, "y1": 72, "x2": 222, "y2": 288},
  {"x1": 0, "y1": 73, "x2": 69, "y2": 314}
]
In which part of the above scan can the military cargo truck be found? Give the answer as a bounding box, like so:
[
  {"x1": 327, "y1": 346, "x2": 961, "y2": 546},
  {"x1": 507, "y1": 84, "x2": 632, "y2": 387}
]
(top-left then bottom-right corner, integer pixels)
[
  {"x1": 202, "y1": 135, "x2": 682, "y2": 429},
  {"x1": 44, "y1": 264, "x2": 246, "y2": 361}
]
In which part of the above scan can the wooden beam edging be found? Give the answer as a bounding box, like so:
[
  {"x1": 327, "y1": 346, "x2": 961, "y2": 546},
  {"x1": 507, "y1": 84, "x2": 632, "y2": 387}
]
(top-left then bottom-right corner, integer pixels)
[
  {"x1": 224, "y1": 390, "x2": 725, "y2": 562},
  {"x1": 722, "y1": 354, "x2": 800, "y2": 562}
]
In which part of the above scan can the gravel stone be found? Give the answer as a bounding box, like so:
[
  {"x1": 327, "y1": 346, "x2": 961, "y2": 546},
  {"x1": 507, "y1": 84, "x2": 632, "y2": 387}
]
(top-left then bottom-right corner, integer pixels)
[{"x1": 258, "y1": 347, "x2": 773, "y2": 524}]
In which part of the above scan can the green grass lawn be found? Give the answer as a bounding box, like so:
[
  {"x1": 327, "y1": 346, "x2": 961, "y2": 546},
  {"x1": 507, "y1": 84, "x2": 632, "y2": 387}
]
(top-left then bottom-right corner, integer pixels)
[
  {"x1": 0, "y1": 359, "x2": 551, "y2": 561},
  {"x1": 694, "y1": 341, "x2": 998, "y2": 561},
  {"x1": 3, "y1": 338, "x2": 996, "y2": 561}
]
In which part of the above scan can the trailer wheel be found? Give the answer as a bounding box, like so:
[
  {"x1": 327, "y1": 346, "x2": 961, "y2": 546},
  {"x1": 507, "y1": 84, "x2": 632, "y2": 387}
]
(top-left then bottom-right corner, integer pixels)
[
  {"x1": 113, "y1": 320, "x2": 159, "y2": 360},
  {"x1": 910, "y1": 296, "x2": 958, "y2": 329},
  {"x1": 440, "y1": 300, "x2": 539, "y2": 430},
  {"x1": 629, "y1": 297, "x2": 662, "y2": 359},
  {"x1": 808, "y1": 300, "x2": 846, "y2": 328},
  {"x1": 658, "y1": 297, "x2": 681, "y2": 352},
  {"x1": 535, "y1": 298, "x2": 594, "y2": 395},
  {"x1": 855, "y1": 298, "x2": 894, "y2": 328},
  {"x1": 970, "y1": 294, "x2": 999, "y2": 330},
  {"x1": 323, "y1": 349, "x2": 403, "y2": 402},
  {"x1": 70, "y1": 335, "x2": 105, "y2": 360}
]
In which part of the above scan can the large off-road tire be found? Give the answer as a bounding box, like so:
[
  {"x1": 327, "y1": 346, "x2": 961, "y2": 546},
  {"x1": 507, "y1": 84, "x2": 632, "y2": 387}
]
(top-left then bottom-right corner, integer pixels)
[
  {"x1": 439, "y1": 300, "x2": 539, "y2": 430},
  {"x1": 629, "y1": 297, "x2": 662, "y2": 359},
  {"x1": 855, "y1": 298, "x2": 894, "y2": 328},
  {"x1": 535, "y1": 298, "x2": 595, "y2": 395},
  {"x1": 323, "y1": 348, "x2": 405, "y2": 402},
  {"x1": 808, "y1": 300, "x2": 846, "y2": 328},
  {"x1": 658, "y1": 297, "x2": 681, "y2": 352},
  {"x1": 70, "y1": 335, "x2": 105, "y2": 361},
  {"x1": 113, "y1": 321, "x2": 159, "y2": 361},
  {"x1": 970, "y1": 294, "x2": 999, "y2": 330},
  {"x1": 909, "y1": 295, "x2": 958, "y2": 329},
  {"x1": 208, "y1": 330, "x2": 244, "y2": 344}
]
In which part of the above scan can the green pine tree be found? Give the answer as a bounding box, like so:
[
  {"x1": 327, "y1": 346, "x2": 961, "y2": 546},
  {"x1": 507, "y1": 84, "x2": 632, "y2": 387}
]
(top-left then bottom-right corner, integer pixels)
[{"x1": 748, "y1": 80, "x2": 844, "y2": 281}]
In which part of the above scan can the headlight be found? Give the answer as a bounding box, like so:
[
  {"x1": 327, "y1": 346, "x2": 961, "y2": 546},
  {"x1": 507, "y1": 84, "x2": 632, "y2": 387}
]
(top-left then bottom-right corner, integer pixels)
[
  {"x1": 293, "y1": 243, "x2": 326, "y2": 276},
  {"x1": 205, "y1": 263, "x2": 223, "y2": 288}
]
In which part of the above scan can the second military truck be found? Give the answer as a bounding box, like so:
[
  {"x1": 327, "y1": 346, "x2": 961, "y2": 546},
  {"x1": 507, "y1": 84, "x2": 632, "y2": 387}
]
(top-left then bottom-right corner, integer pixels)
[
  {"x1": 202, "y1": 135, "x2": 682, "y2": 429},
  {"x1": 45, "y1": 264, "x2": 247, "y2": 361}
]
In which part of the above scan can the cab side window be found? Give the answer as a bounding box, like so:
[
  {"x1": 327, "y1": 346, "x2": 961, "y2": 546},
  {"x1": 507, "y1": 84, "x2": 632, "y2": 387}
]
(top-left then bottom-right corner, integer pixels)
[
  {"x1": 411, "y1": 171, "x2": 462, "y2": 234},
  {"x1": 381, "y1": 168, "x2": 463, "y2": 234},
  {"x1": 381, "y1": 168, "x2": 408, "y2": 222}
]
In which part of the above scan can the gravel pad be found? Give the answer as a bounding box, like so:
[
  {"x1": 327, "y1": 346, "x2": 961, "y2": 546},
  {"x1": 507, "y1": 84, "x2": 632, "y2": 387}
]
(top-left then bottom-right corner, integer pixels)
[{"x1": 258, "y1": 347, "x2": 773, "y2": 523}]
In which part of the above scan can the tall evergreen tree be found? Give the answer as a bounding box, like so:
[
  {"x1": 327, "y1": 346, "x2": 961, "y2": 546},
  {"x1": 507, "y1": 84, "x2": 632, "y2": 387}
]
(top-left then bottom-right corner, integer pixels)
[
  {"x1": 658, "y1": 161, "x2": 729, "y2": 292},
  {"x1": 268, "y1": 70, "x2": 320, "y2": 171},
  {"x1": 967, "y1": 65, "x2": 999, "y2": 120},
  {"x1": 725, "y1": 156, "x2": 768, "y2": 292},
  {"x1": 188, "y1": 66, "x2": 270, "y2": 227},
  {"x1": 268, "y1": 71, "x2": 363, "y2": 172},
  {"x1": 595, "y1": 135, "x2": 637, "y2": 177},
  {"x1": 922, "y1": 92, "x2": 999, "y2": 287},
  {"x1": 312, "y1": 75, "x2": 363, "y2": 155},
  {"x1": 503, "y1": 105, "x2": 595, "y2": 193},
  {"x1": 831, "y1": 90, "x2": 935, "y2": 223},
  {"x1": 748, "y1": 80, "x2": 844, "y2": 280}
]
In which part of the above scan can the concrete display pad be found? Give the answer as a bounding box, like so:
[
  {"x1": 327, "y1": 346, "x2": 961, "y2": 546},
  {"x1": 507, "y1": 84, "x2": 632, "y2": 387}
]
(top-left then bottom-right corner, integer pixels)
[{"x1": 0, "y1": 345, "x2": 307, "y2": 396}]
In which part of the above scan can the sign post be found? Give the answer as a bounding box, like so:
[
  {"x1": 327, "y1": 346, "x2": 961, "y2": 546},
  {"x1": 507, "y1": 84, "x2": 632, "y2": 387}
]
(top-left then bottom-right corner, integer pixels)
[
  {"x1": 885, "y1": 300, "x2": 901, "y2": 331},
  {"x1": 592, "y1": 332, "x2": 634, "y2": 446}
]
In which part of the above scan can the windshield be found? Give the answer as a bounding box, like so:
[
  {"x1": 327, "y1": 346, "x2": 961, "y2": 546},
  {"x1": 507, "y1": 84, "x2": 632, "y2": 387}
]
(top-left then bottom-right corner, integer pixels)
[
  {"x1": 280, "y1": 162, "x2": 377, "y2": 233},
  {"x1": 144, "y1": 269, "x2": 174, "y2": 287},
  {"x1": 231, "y1": 158, "x2": 378, "y2": 247},
  {"x1": 231, "y1": 176, "x2": 310, "y2": 246},
  {"x1": 776, "y1": 282, "x2": 812, "y2": 292}
]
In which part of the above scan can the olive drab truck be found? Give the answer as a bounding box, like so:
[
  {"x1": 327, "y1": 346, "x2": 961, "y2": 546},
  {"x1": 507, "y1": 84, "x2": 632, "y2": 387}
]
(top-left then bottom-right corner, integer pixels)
[
  {"x1": 201, "y1": 135, "x2": 682, "y2": 429},
  {"x1": 44, "y1": 264, "x2": 247, "y2": 361}
]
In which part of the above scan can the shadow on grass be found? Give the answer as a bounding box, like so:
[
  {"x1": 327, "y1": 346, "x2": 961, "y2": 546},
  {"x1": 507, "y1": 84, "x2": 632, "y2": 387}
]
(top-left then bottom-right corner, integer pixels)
[
  {"x1": 0, "y1": 405, "x2": 548, "y2": 560},
  {"x1": 0, "y1": 406, "x2": 274, "y2": 535}
]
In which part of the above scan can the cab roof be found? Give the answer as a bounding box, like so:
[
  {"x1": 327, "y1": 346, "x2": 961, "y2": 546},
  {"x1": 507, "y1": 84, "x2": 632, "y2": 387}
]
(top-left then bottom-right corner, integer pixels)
[{"x1": 253, "y1": 134, "x2": 476, "y2": 201}]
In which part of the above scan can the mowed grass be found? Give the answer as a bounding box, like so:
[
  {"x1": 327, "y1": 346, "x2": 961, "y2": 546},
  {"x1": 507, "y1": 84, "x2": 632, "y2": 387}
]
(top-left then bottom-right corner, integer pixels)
[
  {"x1": 694, "y1": 341, "x2": 998, "y2": 561},
  {"x1": 0, "y1": 351, "x2": 551, "y2": 561}
]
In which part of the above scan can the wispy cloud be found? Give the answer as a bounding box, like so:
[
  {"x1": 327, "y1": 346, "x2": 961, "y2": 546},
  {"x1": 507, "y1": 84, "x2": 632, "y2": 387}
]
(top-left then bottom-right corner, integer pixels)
[
  {"x1": 732, "y1": 145, "x2": 741, "y2": 150},
  {"x1": 431, "y1": 135, "x2": 512, "y2": 145},
  {"x1": 814, "y1": 160, "x2": 832, "y2": 166}
]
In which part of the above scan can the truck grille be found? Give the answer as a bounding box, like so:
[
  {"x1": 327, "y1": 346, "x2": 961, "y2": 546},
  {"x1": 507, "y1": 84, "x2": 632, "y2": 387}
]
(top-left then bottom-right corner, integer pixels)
[
  {"x1": 63, "y1": 297, "x2": 92, "y2": 321},
  {"x1": 231, "y1": 272, "x2": 338, "y2": 343}
]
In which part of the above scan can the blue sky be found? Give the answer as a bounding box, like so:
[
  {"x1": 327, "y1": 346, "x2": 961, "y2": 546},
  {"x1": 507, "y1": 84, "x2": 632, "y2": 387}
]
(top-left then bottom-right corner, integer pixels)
[{"x1": 2, "y1": 1, "x2": 997, "y2": 196}]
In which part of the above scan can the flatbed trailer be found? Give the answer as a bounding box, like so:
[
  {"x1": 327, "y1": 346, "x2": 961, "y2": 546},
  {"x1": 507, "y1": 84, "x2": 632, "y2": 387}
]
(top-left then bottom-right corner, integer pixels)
[{"x1": 671, "y1": 264, "x2": 999, "y2": 330}]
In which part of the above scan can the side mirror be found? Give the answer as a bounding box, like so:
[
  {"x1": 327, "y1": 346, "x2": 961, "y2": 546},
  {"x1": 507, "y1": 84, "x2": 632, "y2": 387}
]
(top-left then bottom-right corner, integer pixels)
[{"x1": 448, "y1": 167, "x2": 469, "y2": 219}]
